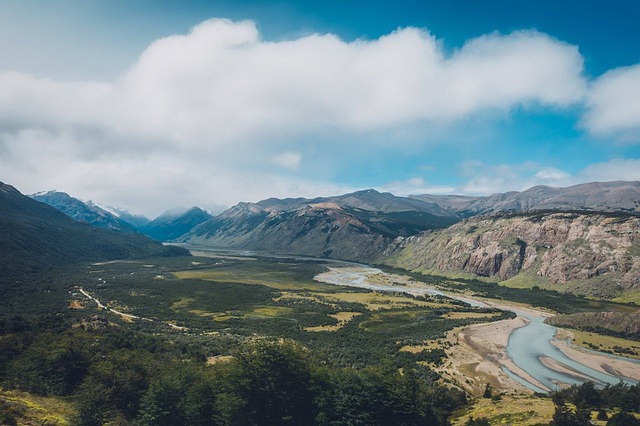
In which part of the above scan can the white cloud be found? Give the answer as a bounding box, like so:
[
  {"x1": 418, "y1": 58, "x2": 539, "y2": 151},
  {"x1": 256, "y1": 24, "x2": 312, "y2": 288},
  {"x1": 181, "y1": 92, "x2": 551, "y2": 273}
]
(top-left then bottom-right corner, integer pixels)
[
  {"x1": 454, "y1": 159, "x2": 640, "y2": 196},
  {"x1": 458, "y1": 162, "x2": 572, "y2": 195},
  {"x1": 579, "y1": 158, "x2": 640, "y2": 182},
  {"x1": 534, "y1": 167, "x2": 571, "y2": 181},
  {"x1": 377, "y1": 177, "x2": 455, "y2": 196},
  {"x1": 270, "y1": 151, "x2": 302, "y2": 170},
  {"x1": 582, "y1": 64, "x2": 640, "y2": 142},
  {"x1": 0, "y1": 19, "x2": 600, "y2": 213}
]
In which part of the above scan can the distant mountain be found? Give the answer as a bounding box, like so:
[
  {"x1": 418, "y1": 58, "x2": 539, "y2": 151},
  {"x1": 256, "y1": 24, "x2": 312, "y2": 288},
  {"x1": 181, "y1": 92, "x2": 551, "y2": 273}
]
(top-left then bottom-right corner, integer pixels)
[
  {"x1": 30, "y1": 191, "x2": 139, "y2": 233},
  {"x1": 411, "y1": 181, "x2": 640, "y2": 217},
  {"x1": 140, "y1": 207, "x2": 212, "y2": 241},
  {"x1": 179, "y1": 189, "x2": 459, "y2": 261},
  {"x1": 0, "y1": 182, "x2": 188, "y2": 279},
  {"x1": 383, "y1": 210, "x2": 640, "y2": 299},
  {"x1": 97, "y1": 205, "x2": 151, "y2": 228}
]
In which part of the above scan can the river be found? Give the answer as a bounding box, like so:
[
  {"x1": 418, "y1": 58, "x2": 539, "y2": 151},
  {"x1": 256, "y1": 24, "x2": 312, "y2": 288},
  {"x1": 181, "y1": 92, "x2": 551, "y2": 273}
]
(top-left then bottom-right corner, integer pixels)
[{"x1": 314, "y1": 265, "x2": 640, "y2": 392}]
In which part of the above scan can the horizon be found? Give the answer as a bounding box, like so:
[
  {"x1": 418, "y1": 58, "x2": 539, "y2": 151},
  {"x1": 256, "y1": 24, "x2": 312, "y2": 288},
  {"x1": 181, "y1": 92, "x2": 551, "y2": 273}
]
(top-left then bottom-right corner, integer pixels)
[
  {"x1": 1, "y1": 1, "x2": 640, "y2": 217},
  {"x1": 14, "y1": 178, "x2": 640, "y2": 219}
]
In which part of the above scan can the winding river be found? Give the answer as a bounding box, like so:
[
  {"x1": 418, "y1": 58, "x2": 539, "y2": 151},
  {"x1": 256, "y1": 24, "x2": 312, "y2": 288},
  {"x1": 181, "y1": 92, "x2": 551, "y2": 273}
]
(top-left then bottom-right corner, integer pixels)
[{"x1": 315, "y1": 265, "x2": 640, "y2": 392}]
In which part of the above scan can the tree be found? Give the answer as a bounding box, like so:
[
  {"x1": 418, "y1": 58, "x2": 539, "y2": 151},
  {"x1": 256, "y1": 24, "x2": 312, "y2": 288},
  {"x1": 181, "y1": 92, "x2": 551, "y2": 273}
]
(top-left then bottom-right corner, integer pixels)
[
  {"x1": 483, "y1": 383, "x2": 492, "y2": 399},
  {"x1": 607, "y1": 412, "x2": 640, "y2": 426},
  {"x1": 466, "y1": 417, "x2": 490, "y2": 426},
  {"x1": 221, "y1": 340, "x2": 317, "y2": 425},
  {"x1": 550, "y1": 403, "x2": 591, "y2": 426}
]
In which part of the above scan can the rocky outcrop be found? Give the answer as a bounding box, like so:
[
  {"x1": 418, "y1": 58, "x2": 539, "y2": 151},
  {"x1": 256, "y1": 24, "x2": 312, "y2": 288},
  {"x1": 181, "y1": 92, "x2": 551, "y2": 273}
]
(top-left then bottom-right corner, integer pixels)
[{"x1": 384, "y1": 211, "x2": 640, "y2": 297}]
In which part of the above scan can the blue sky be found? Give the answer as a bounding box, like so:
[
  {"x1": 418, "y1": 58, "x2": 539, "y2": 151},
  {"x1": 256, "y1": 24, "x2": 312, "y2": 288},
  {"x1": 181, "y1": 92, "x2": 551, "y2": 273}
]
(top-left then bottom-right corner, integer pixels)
[{"x1": 1, "y1": 0, "x2": 639, "y2": 215}]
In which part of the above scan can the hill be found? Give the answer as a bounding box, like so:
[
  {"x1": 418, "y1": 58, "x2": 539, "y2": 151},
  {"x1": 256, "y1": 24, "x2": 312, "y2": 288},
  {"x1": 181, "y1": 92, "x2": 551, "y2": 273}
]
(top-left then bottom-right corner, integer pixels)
[
  {"x1": 411, "y1": 181, "x2": 640, "y2": 217},
  {"x1": 179, "y1": 189, "x2": 459, "y2": 261},
  {"x1": 383, "y1": 210, "x2": 640, "y2": 299},
  {"x1": 0, "y1": 182, "x2": 188, "y2": 280},
  {"x1": 30, "y1": 191, "x2": 139, "y2": 233},
  {"x1": 139, "y1": 207, "x2": 212, "y2": 241}
]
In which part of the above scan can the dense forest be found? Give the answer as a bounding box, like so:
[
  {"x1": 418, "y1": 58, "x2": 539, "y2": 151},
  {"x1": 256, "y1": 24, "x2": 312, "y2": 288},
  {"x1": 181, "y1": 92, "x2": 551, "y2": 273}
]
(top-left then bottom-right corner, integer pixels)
[{"x1": 0, "y1": 314, "x2": 467, "y2": 425}]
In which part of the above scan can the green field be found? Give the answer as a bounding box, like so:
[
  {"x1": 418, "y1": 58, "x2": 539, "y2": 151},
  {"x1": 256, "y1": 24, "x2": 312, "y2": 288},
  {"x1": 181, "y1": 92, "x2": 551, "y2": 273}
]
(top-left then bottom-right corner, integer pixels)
[{"x1": 74, "y1": 254, "x2": 513, "y2": 368}]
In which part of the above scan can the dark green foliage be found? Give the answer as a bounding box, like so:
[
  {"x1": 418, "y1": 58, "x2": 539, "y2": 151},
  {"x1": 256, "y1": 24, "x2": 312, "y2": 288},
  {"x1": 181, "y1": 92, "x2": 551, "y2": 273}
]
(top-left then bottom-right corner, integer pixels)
[
  {"x1": 137, "y1": 364, "x2": 221, "y2": 426},
  {"x1": 607, "y1": 412, "x2": 640, "y2": 426},
  {"x1": 0, "y1": 181, "x2": 188, "y2": 285},
  {"x1": 553, "y1": 382, "x2": 640, "y2": 412},
  {"x1": 465, "y1": 417, "x2": 490, "y2": 426},
  {"x1": 550, "y1": 403, "x2": 591, "y2": 426},
  {"x1": 550, "y1": 382, "x2": 640, "y2": 426},
  {"x1": 0, "y1": 399, "x2": 19, "y2": 426},
  {"x1": 483, "y1": 383, "x2": 492, "y2": 399},
  {"x1": 7, "y1": 331, "x2": 89, "y2": 396},
  {"x1": 75, "y1": 350, "x2": 158, "y2": 425},
  {"x1": 378, "y1": 265, "x2": 635, "y2": 314},
  {"x1": 221, "y1": 341, "x2": 316, "y2": 425}
]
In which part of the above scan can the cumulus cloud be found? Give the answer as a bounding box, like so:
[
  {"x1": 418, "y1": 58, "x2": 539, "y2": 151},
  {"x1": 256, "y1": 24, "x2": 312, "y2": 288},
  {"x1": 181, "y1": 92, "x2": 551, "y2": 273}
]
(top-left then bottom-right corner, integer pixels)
[
  {"x1": 271, "y1": 151, "x2": 302, "y2": 170},
  {"x1": 582, "y1": 64, "x2": 640, "y2": 142},
  {"x1": 579, "y1": 158, "x2": 640, "y2": 182},
  {"x1": 377, "y1": 177, "x2": 455, "y2": 196},
  {"x1": 453, "y1": 159, "x2": 640, "y2": 196},
  {"x1": 0, "y1": 18, "x2": 601, "y2": 213}
]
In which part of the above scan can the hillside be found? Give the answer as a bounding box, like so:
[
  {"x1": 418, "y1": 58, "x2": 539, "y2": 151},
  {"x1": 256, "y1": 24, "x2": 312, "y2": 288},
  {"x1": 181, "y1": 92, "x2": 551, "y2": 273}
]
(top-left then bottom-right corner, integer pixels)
[
  {"x1": 546, "y1": 311, "x2": 640, "y2": 340},
  {"x1": 30, "y1": 191, "x2": 139, "y2": 233},
  {"x1": 139, "y1": 207, "x2": 212, "y2": 241},
  {"x1": 411, "y1": 181, "x2": 640, "y2": 217},
  {"x1": 179, "y1": 189, "x2": 459, "y2": 261},
  {"x1": 0, "y1": 182, "x2": 188, "y2": 280},
  {"x1": 384, "y1": 211, "x2": 640, "y2": 299}
]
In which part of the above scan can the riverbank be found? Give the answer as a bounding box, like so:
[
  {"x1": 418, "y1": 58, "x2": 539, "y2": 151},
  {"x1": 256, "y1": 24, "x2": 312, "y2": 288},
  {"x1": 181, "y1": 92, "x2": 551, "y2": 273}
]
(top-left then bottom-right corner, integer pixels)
[{"x1": 314, "y1": 265, "x2": 640, "y2": 395}]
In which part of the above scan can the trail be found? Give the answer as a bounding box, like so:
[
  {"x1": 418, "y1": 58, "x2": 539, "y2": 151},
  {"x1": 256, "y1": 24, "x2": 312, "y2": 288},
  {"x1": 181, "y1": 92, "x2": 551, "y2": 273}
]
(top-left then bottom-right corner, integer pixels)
[{"x1": 77, "y1": 288, "x2": 187, "y2": 331}]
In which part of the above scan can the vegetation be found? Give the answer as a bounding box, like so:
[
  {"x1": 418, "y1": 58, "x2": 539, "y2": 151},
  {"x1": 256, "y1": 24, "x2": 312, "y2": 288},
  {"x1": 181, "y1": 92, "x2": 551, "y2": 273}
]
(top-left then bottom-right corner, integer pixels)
[
  {"x1": 550, "y1": 382, "x2": 640, "y2": 425},
  {"x1": 377, "y1": 265, "x2": 635, "y2": 315},
  {"x1": 2, "y1": 247, "x2": 638, "y2": 424}
]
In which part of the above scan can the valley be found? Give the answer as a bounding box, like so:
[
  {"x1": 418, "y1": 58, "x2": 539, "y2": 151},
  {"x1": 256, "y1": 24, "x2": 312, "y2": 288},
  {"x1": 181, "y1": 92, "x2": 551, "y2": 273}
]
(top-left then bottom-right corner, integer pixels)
[
  {"x1": 3, "y1": 180, "x2": 640, "y2": 424},
  {"x1": 51, "y1": 249, "x2": 640, "y2": 424}
]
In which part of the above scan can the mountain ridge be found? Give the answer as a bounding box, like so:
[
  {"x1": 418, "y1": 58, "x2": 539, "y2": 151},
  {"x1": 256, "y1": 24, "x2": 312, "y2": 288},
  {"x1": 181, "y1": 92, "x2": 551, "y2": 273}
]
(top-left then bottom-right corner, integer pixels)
[{"x1": 0, "y1": 182, "x2": 188, "y2": 281}]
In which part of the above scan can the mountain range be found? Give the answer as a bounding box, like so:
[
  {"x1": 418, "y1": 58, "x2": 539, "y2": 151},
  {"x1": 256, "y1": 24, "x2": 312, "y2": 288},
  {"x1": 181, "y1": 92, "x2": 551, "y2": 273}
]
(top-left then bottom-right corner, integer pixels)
[
  {"x1": 0, "y1": 182, "x2": 187, "y2": 281},
  {"x1": 20, "y1": 180, "x2": 640, "y2": 299},
  {"x1": 138, "y1": 207, "x2": 212, "y2": 241},
  {"x1": 410, "y1": 181, "x2": 640, "y2": 217},
  {"x1": 30, "y1": 191, "x2": 139, "y2": 233},
  {"x1": 178, "y1": 189, "x2": 459, "y2": 261}
]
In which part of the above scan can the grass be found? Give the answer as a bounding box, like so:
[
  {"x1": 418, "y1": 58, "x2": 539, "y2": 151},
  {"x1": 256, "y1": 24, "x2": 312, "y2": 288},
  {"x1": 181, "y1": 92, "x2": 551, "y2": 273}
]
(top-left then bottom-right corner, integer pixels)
[
  {"x1": 0, "y1": 388, "x2": 76, "y2": 425},
  {"x1": 570, "y1": 329, "x2": 640, "y2": 360},
  {"x1": 500, "y1": 272, "x2": 552, "y2": 290},
  {"x1": 451, "y1": 394, "x2": 554, "y2": 426},
  {"x1": 172, "y1": 269, "x2": 336, "y2": 292},
  {"x1": 74, "y1": 255, "x2": 511, "y2": 369},
  {"x1": 304, "y1": 312, "x2": 361, "y2": 332},
  {"x1": 442, "y1": 311, "x2": 501, "y2": 320},
  {"x1": 612, "y1": 290, "x2": 640, "y2": 305}
]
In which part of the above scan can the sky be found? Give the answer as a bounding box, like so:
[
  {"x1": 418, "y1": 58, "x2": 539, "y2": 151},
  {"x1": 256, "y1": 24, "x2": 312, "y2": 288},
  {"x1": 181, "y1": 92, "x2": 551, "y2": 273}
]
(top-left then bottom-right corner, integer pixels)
[{"x1": 1, "y1": 0, "x2": 640, "y2": 217}]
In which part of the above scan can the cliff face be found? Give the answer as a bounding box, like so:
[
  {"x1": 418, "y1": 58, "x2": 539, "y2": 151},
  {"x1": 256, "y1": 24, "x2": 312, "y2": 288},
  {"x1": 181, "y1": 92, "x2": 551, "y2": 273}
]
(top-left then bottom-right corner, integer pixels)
[{"x1": 384, "y1": 212, "x2": 640, "y2": 297}]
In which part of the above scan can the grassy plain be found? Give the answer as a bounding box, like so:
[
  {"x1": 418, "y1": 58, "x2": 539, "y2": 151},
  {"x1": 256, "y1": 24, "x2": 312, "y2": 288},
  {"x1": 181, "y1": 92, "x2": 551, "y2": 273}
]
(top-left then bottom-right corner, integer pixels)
[
  {"x1": 74, "y1": 254, "x2": 511, "y2": 369},
  {"x1": 570, "y1": 329, "x2": 640, "y2": 360}
]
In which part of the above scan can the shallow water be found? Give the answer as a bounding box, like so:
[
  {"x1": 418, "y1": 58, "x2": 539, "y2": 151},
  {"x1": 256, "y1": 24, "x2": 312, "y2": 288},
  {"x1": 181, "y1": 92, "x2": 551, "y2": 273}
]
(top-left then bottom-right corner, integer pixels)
[
  {"x1": 504, "y1": 310, "x2": 638, "y2": 391},
  {"x1": 317, "y1": 265, "x2": 639, "y2": 392}
]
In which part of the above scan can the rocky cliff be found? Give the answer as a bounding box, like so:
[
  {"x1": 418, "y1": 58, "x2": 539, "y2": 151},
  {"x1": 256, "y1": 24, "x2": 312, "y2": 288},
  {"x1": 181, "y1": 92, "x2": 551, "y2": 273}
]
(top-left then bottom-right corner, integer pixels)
[{"x1": 384, "y1": 211, "x2": 640, "y2": 298}]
